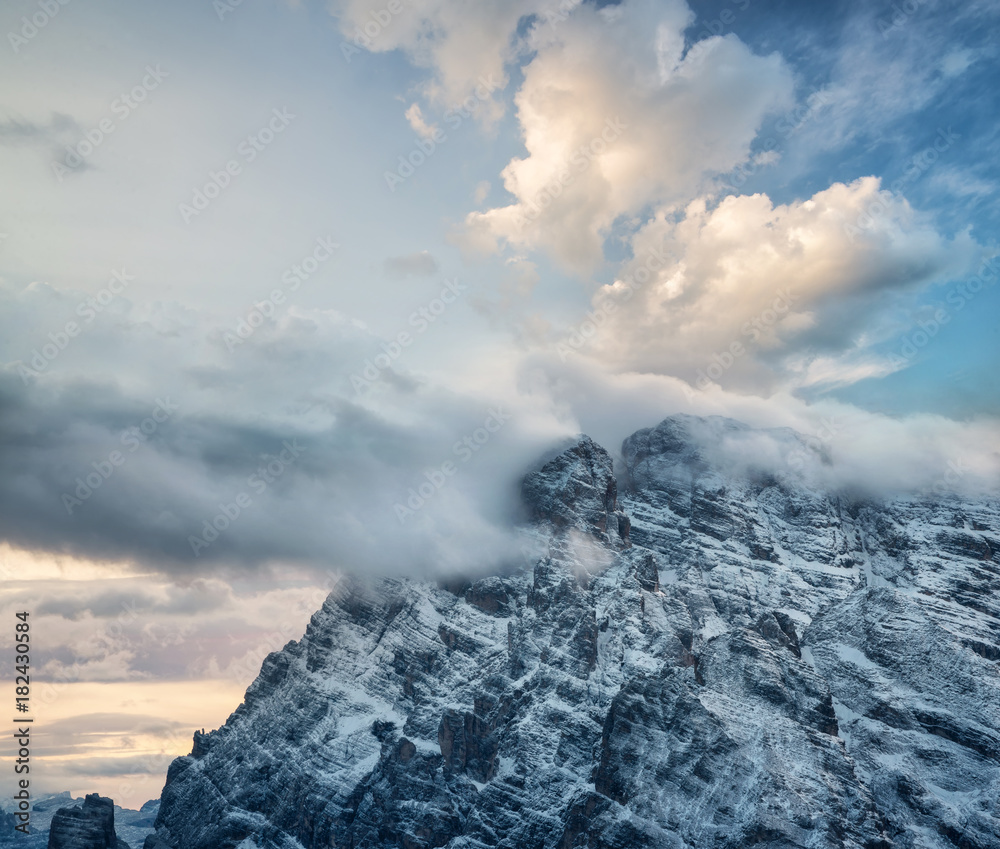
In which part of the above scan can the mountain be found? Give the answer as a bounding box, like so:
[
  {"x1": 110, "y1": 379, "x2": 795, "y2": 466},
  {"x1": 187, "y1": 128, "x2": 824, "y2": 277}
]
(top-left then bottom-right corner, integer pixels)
[
  {"x1": 47, "y1": 794, "x2": 129, "y2": 849},
  {"x1": 144, "y1": 414, "x2": 1000, "y2": 849},
  {"x1": 0, "y1": 795, "x2": 157, "y2": 849}
]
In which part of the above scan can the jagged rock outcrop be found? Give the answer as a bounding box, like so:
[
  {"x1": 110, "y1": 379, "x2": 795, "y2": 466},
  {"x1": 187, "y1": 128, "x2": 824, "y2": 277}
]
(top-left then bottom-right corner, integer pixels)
[
  {"x1": 47, "y1": 795, "x2": 129, "y2": 849},
  {"x1": 0, "y1": 795, "x2": 155, "y2": 849},
  {"x1": 522, "y1": 434, "x2": 631, "y2": 547},
  {"x1": 145, "y1": 415, "x2": 1000, "y2": 849}
]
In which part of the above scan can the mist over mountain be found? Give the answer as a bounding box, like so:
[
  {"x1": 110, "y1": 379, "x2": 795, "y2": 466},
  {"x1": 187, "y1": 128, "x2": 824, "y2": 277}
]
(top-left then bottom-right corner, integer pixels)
[{"x1": 136, "y1": 414, "x2": 1000, "y2": 849}]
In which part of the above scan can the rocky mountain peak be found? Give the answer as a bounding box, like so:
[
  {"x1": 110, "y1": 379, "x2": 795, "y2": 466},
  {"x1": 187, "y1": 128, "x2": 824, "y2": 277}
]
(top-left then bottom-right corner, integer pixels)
[
  {"x1": 622, "y1": 413, "x2": 819, "y2": 485},
  {"x1": 142, "y1": 414, "x2": 1000, "y2": 849},
  {"x1": 521, "y1": 434, "x2": 630, "y2": 547}
]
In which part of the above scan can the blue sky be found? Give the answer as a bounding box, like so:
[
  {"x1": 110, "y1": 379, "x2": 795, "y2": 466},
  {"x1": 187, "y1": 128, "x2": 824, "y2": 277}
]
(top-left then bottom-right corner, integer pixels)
[{"x1": 1, "y1": 0, "x2": 998, "y2": 808}]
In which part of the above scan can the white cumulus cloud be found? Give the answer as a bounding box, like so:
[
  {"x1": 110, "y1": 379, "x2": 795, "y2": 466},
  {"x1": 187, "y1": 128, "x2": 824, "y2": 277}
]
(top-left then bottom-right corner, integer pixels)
[{"x1": 461, "y1": 0, "x2": 795, "y2": 271}]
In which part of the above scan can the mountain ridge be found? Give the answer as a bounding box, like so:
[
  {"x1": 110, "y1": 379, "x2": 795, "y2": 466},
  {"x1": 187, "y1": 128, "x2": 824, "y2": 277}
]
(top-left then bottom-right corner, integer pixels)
[{"x1": 142, "y1": 414, "x2": 1000, "y2": 849}]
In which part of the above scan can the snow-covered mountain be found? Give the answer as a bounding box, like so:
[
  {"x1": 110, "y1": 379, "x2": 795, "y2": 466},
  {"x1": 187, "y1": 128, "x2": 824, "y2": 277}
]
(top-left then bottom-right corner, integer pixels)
[{"x1": 144, "y1": 414, "x2": 1000, "y2": 849}]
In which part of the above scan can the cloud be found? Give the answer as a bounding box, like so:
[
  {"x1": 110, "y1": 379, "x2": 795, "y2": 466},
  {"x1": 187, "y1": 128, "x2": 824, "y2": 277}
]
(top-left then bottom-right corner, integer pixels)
[
  {"x1": 0, "y1": 282, "x2": 563, "y2": 578},
  {"x1": 57, "y1": 757, "x2": 170, "y2": 777},
  {"x1": 0, "y1": 368, "x2": 535, "y2": 574},
  {"x1": 473, "y1": 180, "x2": 490, "y2": 204},
  {"x1": 782, "y1": 2, "x2": 999, "y2": 161},
  {"x1": 37, "y1": 590, "x2": 159, "y2": 620},
  {"x1": 940, "y1": 48, "x2": 975, "y2": 79},
  {"x1": 384, "y1": 250, "x2": 439, "y2": 277},
  {"x1": 927, "y1": 165, "x2": 996, "y2": 200},
  {"x1": 2, "y1": 237, "x2": 993, "y2": 587},
  {"x1": 0, "y1": 0, "x2": 995, "y2": 602},
  {"x1": 469, "y1": 256, "x2": 540, "y2": 327},
  {"x1": 0, "y1": 112, "x2": 94, "y2": 177},
  {"x1": 0, "y1": 677, "x2": 249, "y2": 807},
  {"x1": 33, "y1": 581, "x2": 231, "y2": 621},
  {"x1": 515, "y1": 353, "x2": 1000, "y2": 500},
  {"x1": 42, "y1": 713, "x2": 190, "y2": 740},
  {"x1": 0, "y1": 563, "x2": 329, "y2": 688},
  {"x1": 330, "y1": 0, "x2": 542, "y2": 118},
  {"x1": 460, "y1": 0, "x2": 795, "y2": 271},
  {"x1": 0, "y1": 112, "x2": 78, "y2": 146},
  {"x1": 569, "y1": 177, "x2": 984, "y2": 392},
  {"x1": 404, "y1": 103, "x2": 439, "y2": 140}
]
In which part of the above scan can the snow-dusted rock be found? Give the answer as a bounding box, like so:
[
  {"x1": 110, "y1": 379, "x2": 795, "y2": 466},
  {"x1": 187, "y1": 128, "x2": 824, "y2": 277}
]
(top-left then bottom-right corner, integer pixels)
[{"x1": 146, "y1": 415, "x2": 1000, "y2": 849}]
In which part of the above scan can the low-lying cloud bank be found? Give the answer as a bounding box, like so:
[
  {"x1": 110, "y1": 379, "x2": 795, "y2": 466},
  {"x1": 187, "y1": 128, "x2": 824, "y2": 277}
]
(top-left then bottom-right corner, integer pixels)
[
  {"x1": 0, "y1": 281, "x2": 569, "y2": 577},
  {"x1": 2, "y1": 277, "x2": 997, "y2": 583},
  {"x1": 519, "y1": 354, "x2": 1000, "y2": 499}
]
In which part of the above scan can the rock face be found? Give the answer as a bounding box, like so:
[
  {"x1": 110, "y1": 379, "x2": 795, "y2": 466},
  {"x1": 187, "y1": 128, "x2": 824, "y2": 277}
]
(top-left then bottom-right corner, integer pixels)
[
  {"x1": 146, "y1": 415, "x2": 1000, "y2": 849},
  {"x1": 47, "y1": 795, "x2": 129, "y2": 849},
  {"x1": 0, "y1": 795, "x2": 154, "y2": 849},
  {"x1": 522, "y1": 435, "x2": 631, "y2": 548}
]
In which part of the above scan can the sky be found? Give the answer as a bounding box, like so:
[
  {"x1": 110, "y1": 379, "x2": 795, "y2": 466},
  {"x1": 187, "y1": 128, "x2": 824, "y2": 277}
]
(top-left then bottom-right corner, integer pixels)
[{"x1": 1, "y1": 0, "x2": 998, "y2": 810}]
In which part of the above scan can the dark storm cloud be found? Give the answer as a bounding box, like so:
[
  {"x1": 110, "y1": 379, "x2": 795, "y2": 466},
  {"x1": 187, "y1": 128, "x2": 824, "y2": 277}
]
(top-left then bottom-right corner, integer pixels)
[
  {"x1": 0, "y1": 370, "x2": 359, "y2": 567},
  {"x1": 0, "y1": 316, "x2": 546, "y2": 578}
]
